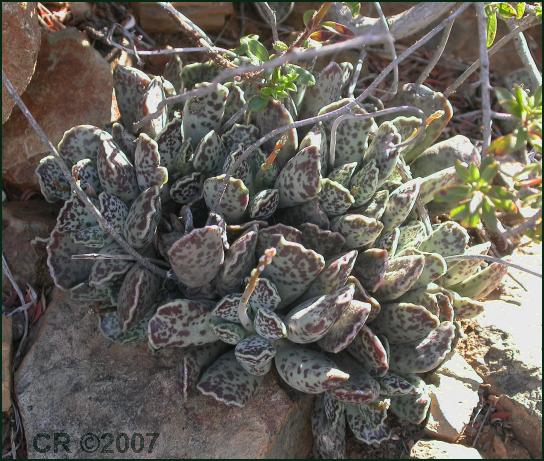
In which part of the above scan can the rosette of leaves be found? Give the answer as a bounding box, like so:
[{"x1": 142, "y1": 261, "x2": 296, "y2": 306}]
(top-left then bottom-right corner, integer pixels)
[{"x1": 35, "y1": 57, "x2": 506, "y2": 458}]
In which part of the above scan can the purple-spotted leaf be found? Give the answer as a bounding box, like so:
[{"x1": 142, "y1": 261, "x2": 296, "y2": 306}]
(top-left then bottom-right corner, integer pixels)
[
  {"x1": 212, "y1": 293, "x2": 243, "y2": 323},
  {"x1": 449, "y1": 291, "x2": 485, "y2": 319},
  {"x1": 346, "y1": 276, "x2": 381, "y2": 322},
  {"x1": 418, "y1": 221, "x2": 469, "y2": 256},
  {"x1": 299, "y1": 62, "x2": 344, "y2": 121},
  {"x1": 398, "y1": 288, "x2": 440, "y2": 316},
  {"x1": 148, "y1": 298, "x2": 217, "y2": 348},
  {"x1": 286, "y1": 285, "x2": 355, "y2": 343},
  {"x1": 182, "y1": 82, "x2": 229, "y2": 145},
  {"x1": 117, "y1": 265, "x2": 160, "y2": 331},
  {"x1": 319, "y1": 178, "x2": 354, "y2": 217},
  {"x1": 249, "y1": 189, "x2": 279, "y2": 220},
  {"x1": 440, "y1": 242, "x2": 491, "y2": 287},
  {"x1": 353, "y1": 248, "x2": 389, "y2": 292},
  {"x1": 235, "y1": 335, "x2": 276, "y2": 376},
  {"x1": 349, "y1": 160, "x2": 380, "y2": 207},
  {"x1": 299, "y1": 124, "x2": 328, "y2": 176},
  {"x1": 381, "y1": 179, "x2": 422, "y2": 232},
  {"x1": 155, "y1": 118, "x2": 190, "y2": 178},
  {"x1": 318, "y1": 300, "x2": 371, "y2": 353},
  {"x1": 113, "y1": 65, "x2": 152, "y2": 131},
  {"x1": 275, "y1": 145, "x2": 322, "y2": 208},
  {"x1": 72, "y1": 159, "x2": 102, "y2": 197},
  {"x1": 96, "y1": 132, "x2": 139, "y2": 202},
  {"x1": 181, "y1": 343, "x2": 230, "y2": 389},
  {"x1": 371, "y1": 302, "x2": 440, "y2": 344},
  {"x1": 46, "y1": 228, "x2": 93, "y2": 290},
  {"x1": 363, "y1": 122, "x2": 401, "y2": 183},
  {"x1": 197, "y1": 351, "x2": 263, "y2": 407},
  {"x1": 330, "y1": 214, "x2": 383, "y2": 250},
  {"x1": 389, "y1": 321, "x2": 456, "y2": 373},
  {"x1": 275, "y1": 345, "x2": 349, "y2": 394},
  {"x1": 58, "y1": 125, "x2": 108, "y2": 167},
  {"x1": 395, "y1": 249, "x2": 447, "y2": 290},
  {"x1": 374, "y1": 255, "x2": 425, "y2": 301},
  {"x1": 448, "y1": 263, "x2": 507, "y2": 300},
  {"x1": 221, "y1": 123, "x2": 259, "y2": 153},
  {"x1": 170, "y1": 172, "x2": 203, "y2": 205},
  {"x1": 396, "y1": 221, "x2": 428, "y2": 254},
  {"x1": 193, "y1": 130, "x2": 225, "y2": 175},
  {"x1": 203, "y1": 175, "x2": 249, "y2": 223},
  {"x1": 168, "y1": 225, "x2": 225, "y2": 288},
  {"x1": 35, "y1": 156, "x2": 71, "y2": 203},
  {"x1": 216, "y1": 228, "x2": 257, "y2": 295},
  {"x1": 254, "y1": 308, "x2": 287, "y2": 340},
  {"x1": 304, "y1": 250, "x2": 358, "y2": 299},
  {"x1": 299, "y1": 223, "x2": 346, "y2": 258},
  {"x1": 139, "y1": 77, "x2": 168, "y2": 138},
  {"x1": 279, "y1": 198, "x2": 330, "y2": 229},
  {"x1": 212, "y1": 321, "x2": 248, "y2": 345},
  {"x1": 222, "y1": 82, "x2": 246, "y2": 123},
  {"x1": 248, "y1": 278, "x2": 281, "y2": 312},
  {"x1": 89, "y1": 243, "x2": 133, "y2": 287},
  {"x1": 328, "y1": 162, "x2": 357, "y2": 188},
  {"x1": 134, "y1": 134, "x2": 168, "y2": 190},
  {"x1": 99, "y1": 192, "x2": 129, "y2": 234},
  {"x1": 252, "y1": 99, "x2": 298, "y2": 168},
  {"x1": 262, "y1": 236, "x2": 325, "y2": 308},
  {"x1": 256, "y1": 223, "x2": 302, "y2": 256},
  {"x1": 353, "y1": 189, "x2": 389, "y2": 221},
  {"x1": 418, "y1": 166, "x2": 459, "y2": 204},
  {"x1": 389, "y1": 375, "x2": 430, "y2": 424},
  {"x1": 375, "y1": 228, "x2": 400, "y2": 257},
  {"x1": 378, "y1": 372, "x2": 418, "y2": 397},
  {"x1": 330, "y1": 355, "x2": 381, "y2": 404},
  {"x1": 345, "y1": 401, "x2": 391, "y2": 445},
  {"x1": 348, "y1": 325, "x2": 389, "y2": 377},
  {"x1": 124, "y1": 186, "x2": 161, "y2": 249},
  {"x1": 312, "y1": 393, "x2": 346, "y2": 459},
  {"x1": 111, "y1": 122, "x2": 136, "y2": 163}
]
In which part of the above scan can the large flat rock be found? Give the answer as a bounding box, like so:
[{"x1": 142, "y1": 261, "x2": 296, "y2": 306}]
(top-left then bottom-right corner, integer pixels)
[{"x1": 15, "y1": 289, "x2": 313, "y2": 459}]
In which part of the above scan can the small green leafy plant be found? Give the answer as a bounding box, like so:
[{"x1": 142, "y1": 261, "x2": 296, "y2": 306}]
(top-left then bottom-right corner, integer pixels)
[
  {"x1": 435, "y1": 157, "x2": 517, "y2": 230},
  {"x1": 484, "y1": 2, "x2": 541, "y2": 47},
  {"x1": 489, "y1": 85, "x2": 542, "y2": 155}
]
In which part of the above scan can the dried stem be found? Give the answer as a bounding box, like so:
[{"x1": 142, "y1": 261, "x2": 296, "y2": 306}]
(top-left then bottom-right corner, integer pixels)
[
  {"x1": 416, "y1": 18, "x2": 454, "y2": 85},
  {"x1": 374, "y1": 2, "x2": 398, "y2": 100},
  {"x1": 348, "y1": 48, "x2": 367, "y2": 98},
  {"x1": 475, "y1": 3, "x2": 492, "y2": 156},
  {"x1": 506, "y1": 20, "x2": 542, "y2": 90},
  {"x1": 444, "y1": 14, "x2": 540, "y2": 97},
  {"x1": 502, "y1": 208, "x2": 542, "y2": 239},
  {"x1": 445, "y1": 254, "x2": 542, "y2": 278},
  {"x1": 1, "y1": 71, "x2": 168, "y2": 279},
  {"x1": 261, "y1": 3, "x2": 279, "y2": 43}
]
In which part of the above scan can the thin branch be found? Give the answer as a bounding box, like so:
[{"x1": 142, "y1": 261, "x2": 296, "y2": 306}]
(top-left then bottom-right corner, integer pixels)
[
  {"x1": 416, "y1": 17, "x2": 454, "y2": 85},
  {"x1": 444, "y1": 14, "x2": 540, "y2": 97},
  {"x1": 261, "y1": 3, "x2": 279, "y2": 43},
  {"x1": 374, "y1": 2, "x2": 398, "y2": 100},
  {"x1": 506, "y1": 20, "x2": 542, "y2": 90},
  {"x1": 502, "y1": 208, "x2": 542, "y2": 239},
  {"x1": 475, "y1": 3, "x2": 492, "y2": 156},
  {"x1": 71, "y1": 253, "x2": 171, "y2": 268},
  {"x1": 1, "y1": 71, "x2": 168, "y2": 279},
  {"x1": 157, "y1": 2, "x2": 235, "y2": 69},
  {"x1": 445, "y1": 254, "x2": 542, "y2": 278},
  {"x1": 348, "y1": 48, "x2": 367, "y2": 98}
]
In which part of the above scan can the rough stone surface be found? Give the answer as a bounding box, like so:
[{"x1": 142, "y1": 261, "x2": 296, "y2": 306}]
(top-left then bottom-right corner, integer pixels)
[
  {"x1": 435, "y1": 351, "x2": 483, "y2": 391},
  {"x1": 2, "y1": 27, "x2": 112, "y2": 191},
  {"x1": 2, "y1": 200, "x2": 58, "y2": 295},
  {"x1": 465, "y1": 244, "x2": 542, "y2": 458},
  {"x1": 409, "y1": 439, "x2": 482, "y2": 459},
  {"x1": 2, "y1": 2, "x2": 41, "y2": 123},
  {"x1": 425, "y1": 361, "x2": 480, "y2": 442},
  {"x1": 15, "y1": 289, "x2": 314, "y2": 459}
]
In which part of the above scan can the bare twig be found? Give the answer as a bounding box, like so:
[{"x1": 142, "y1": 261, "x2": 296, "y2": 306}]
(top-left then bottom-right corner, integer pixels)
[
  {"x1": 445, "y1": 254, "x2": 542, "y2": 278},
  {"x1": 416, "y1": 18, "x2": 454, "y2": 85},
  {"x1": 502, "y1": 208, "x2": 542, "y2": 239},
  {"x1": 506, "y1": 20, "x2": 542, "y2": 90},
  {"x1": 348, "y1": 48, "x2": 367, "y2": 97},
  {"x1": 1, "y1": 71, "x2": 168, "y2": 279},
  {"x1": 475, "y1": 3, "x2": 492, "y2": 156},
  {"x1": 261, "y1": 3, "x2": 279, "y2": 43},
  {"x1": 374, "y1": 2, "x2": 398, "y2": 100},
  {"x1": 444, "y1": 14, "x2": 540, "y2": 96}
]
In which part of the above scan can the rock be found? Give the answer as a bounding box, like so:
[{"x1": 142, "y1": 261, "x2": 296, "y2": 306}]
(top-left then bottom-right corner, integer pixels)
[
  {"x1": 2, "y1": 2, "x2": 41, "y2": 123},
  {"x1": 425, "y1": 371, "x2": 480, "y2": 442},
  {"x1": 2, "y1": 27, "x2": 112, "y2": 192},
  {"x1": 15, "y1": 289, "x2": 314, "y2": 459},
  {"x1": 2, "y1": 200, "x2": 59, "y2": 295},
  {"x1": 435, "y1": 351, "x2": 483, "y2": 391},
  {"x1": 466, "y1": 244, "x2": 542, "y2": 458},
  {"x1": 410, "y1": 439, "x2": 482, "y2": 459}
]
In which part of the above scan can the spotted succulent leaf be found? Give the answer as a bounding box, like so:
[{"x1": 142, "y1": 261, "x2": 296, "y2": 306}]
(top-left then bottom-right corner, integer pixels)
[
  {"x1": 440, "y1": 242, "x2": 491, "y2": 287},
  {"x1": 396, "y1": 221, "x2": 428, "y2": 254},
  {"x1": 319, "y1": 178, "x2": 354, "y2": 217},
  {"x1": 304, "y1": 250, "x2": 358, "y2": 299},
  {"x1": 170, "y1": 172, "x2": 203, "y2": 205},
  {"x1": 353, "y1": 190, "x2": 389, "y2": 221},
  {"x1": 89, "y1": 243, "x2": 133, "y2": 287},
  {"x1": 448, "y1": 262, "x2": 507, "y2": 300},
  {"x1": 254, "y1": 308, "x2": 287, "y2": 340},
  {"x1": 418, "y1": 221, "x2": 469, "y2": 256},
  {"x1": 378, "y1": 372, "x2": 418, "y2": 397},
  {"x1": 312, "y1": 394, "x2": 346, "y2": 459},
  {"x1": 328, "y1": 162, "x2": 357, "y2": 188},
  {"x1": 113, "y1": 65, "x2": 152, "y2": 131},
  {"x1": 249, "y1": 189, "x2": 279, "y2": 220},
  {"x1": 123, "y1": 186, "x2": 161, "y2": 249},
  {"x1": 278, "y1": 198, "x2": 330, "y2": 229},
  {"x1": 396, "y1": 249, "x2": 447, "y2": 290},
  {"x1": 353, "y1": 248, "x2": 389, "y2": 292},
  {"x1": 374, "y1": 255, "x2": 426, "y2": 301},
  {"x1": 381, "y1": 179, "x2": 421, "y2": 232},
  {"x1": 389, "y1": 375, "x2": 431, "y2": 424},
  {"x1": 349, "y1": 160, "x2": 380, "y2": 207},
  {"x1": 168, "y1": 225, "x2": 225, "y2": 288},
  {"x1": 36, "y1": 156, "x2": 71, "y2": 203},
  {"x1": 330, "y1": 214, "x2": 383, "y2": 250},
  {"x1": 299, "y1": 62, "x2": 344, "y2": 121},
  {"x1": 192, "y1": 130, "x2": 225, "y2": 175},
  {"x1": 134, "y1": 134, "x2": 168, "y2": 190},
  {"x1": 248, "y1": 278, "x2": 281, "y2": 312},
  {"x1": 299, "y1": 223, "x2": 346, "y2": 259},
  {"x1": 203, "y1": 175, "x2": 249, "y2": 223},
  {"x1": 221, "y1": 123, "x2": 259, "y2": 153},
  {"x1": 72, "y1": 158, "x2": 102, "y2": 197},
  {"x1": 234, "y1": 335, "x2": 276, "y2": 376},
  {"x1": 347, "y1": 325, "x2": 389, "y2": 377},
  {"x1": 148, "y1": 298, "x2": 217, "y2": 348},
  {"x1": 345, "y1": 401, "x2": 391, "y2": 445},
  {"x1": 330, "y1": 356, "x2": 381, "y2": 405},
  {"x1": 212, "y1": 321, "x2": 249, "y2": 345}
]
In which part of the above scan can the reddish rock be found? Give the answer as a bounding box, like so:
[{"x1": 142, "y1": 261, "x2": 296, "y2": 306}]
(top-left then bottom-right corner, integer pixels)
[
  {"x1": 2, "y1": 200, "x2": 59, "y2": 295},
  {"x1": 15, "y1": 289, "x2": 314, "y2": 458},
  {"x1": 2, "y1": 2, "x2": 41, "y2": 124},
  {"x1": 2, "y1": 27, "x2": 112, "y2": 192}
]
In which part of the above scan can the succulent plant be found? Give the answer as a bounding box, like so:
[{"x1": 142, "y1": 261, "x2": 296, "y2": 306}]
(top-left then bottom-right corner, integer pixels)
[{"x1": 35, "y1": 58, "x2": 506, "y2": 458}]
